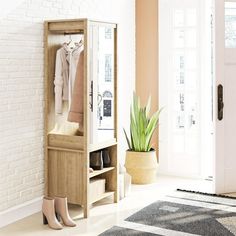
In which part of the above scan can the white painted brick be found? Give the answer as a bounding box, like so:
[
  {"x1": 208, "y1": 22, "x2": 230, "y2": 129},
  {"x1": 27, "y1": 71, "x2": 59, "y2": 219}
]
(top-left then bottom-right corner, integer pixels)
[
  {"x1": 0, "y1": 0, "x2": 135, "y2": 212},
  {"x1": 8, "y1": 193, "x2": 21, "y2": 201},
  {"x1": 20, "y1": 189, "x2": 32, "y2": 198},
  {"x1": 0, "y1": 191, "x2": 8, "y2": 198}
]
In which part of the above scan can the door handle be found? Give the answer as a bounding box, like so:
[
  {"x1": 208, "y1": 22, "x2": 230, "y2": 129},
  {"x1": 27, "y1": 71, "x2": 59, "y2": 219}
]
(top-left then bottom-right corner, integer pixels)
[{"x1": 218, "y1": 84, "x2": 224, "y2": 121}]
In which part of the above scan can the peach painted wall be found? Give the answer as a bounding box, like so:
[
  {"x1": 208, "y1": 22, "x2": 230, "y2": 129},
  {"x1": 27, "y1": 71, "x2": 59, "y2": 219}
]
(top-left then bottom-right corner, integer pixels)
[{"x1": 136, "y1": 0, "x2": 159, "y2": 155}]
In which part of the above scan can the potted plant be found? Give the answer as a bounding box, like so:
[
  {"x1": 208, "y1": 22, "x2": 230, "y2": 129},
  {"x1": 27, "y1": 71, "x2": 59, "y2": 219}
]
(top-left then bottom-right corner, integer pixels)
[{"x1": 124, "y1": 93, "x2": 162, "y2": 184}]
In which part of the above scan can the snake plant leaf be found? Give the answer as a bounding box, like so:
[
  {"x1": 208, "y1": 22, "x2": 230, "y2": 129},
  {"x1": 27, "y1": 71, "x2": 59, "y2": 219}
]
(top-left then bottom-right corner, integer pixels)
[
  {"x1": 124, "y1": 93, "x2": 162, "y2": 152},
  {"x1": 139, "y1": 109, "x2": 144, "y2": 137},
  {"x1": 130, "y1": 106, "x2": 135, "y2": 150},
  {"x1": 132, "y1": 92, "x2": 139, "y2": 124},
  {"x1": 146, "y1": 96, "x2": 151, "y2": 118},
  {"x1": 145, "y1": 124, "x2": 157, "y2": 151},
  {"x1": 123, "y1": 128, "x2": 131, "y2": 150},
  {"x1": 130, "y1": 128, "x2": 134, "y2": 150},
  {"x1": 145, "y1": 109, "x2": 163, "y2": 151},
  {"x1": 146, "y1": 109, "x2": 162, "y2": 135},
  {"x1": 131, "y1": 113, "x2": 140, "y2": 151}
]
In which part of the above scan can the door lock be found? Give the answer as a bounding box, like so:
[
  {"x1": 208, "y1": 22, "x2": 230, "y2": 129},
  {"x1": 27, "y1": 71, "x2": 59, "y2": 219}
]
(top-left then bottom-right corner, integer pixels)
[{"x1": 218, "y1": 84, "x2": 224, "y2": 121}]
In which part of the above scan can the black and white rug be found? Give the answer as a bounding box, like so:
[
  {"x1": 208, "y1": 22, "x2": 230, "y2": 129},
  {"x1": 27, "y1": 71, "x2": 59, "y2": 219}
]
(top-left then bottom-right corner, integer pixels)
[{"x1": 100, "y1": 191, "x2": 236, "y2": 236}]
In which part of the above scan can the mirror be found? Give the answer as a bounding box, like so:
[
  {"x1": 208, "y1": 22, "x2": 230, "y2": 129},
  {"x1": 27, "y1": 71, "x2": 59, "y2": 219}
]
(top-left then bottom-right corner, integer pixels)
[{"x1": 89, "y1": 24, "x2": 115, "y2": 144}]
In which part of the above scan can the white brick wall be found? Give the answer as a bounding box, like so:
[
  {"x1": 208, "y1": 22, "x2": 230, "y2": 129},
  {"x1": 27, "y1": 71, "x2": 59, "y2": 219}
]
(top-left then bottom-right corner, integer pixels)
[{"x1": 0, "y1": 0, "x2": 135, "y2": 212}]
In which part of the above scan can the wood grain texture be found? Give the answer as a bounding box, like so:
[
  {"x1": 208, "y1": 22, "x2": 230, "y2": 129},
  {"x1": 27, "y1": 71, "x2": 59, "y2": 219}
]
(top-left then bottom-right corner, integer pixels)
[
  {"x1": 48, "y1": 133, "x2": 84, "y2": 150},
  {"x1": 48, "y1": 21, "x2": 84, "y2": 32},
  {"x1": 89, "y1": 178, "x2": 105, "y2": 203},
  {"x1": 44, "y1": 19, "x2": 118, "y2": 218},
  {"x1": 48, "y1": 149, "x2": 84, "y2": 204},
  {"x1": 44, "y1": 21, "x2": 49, "y2": 196},
  {"x1": 89, "y1": 139, "x2": 117, "y2": 152},
  {"x1": 89, "y1": 167, "x2": 115, "y2": 178},
  {"x1": 100, "y1": 145, "x2": 119, "y2": 203},
  {"x1": 83, "y1": 19, "x2": 90, "y2": 218}
]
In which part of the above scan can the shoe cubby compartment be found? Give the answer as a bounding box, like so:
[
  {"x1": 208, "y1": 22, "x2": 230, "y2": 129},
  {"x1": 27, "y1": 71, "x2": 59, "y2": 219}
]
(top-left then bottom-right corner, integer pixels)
[
  {"x1": 89, "y1": 145, "x2": 118, "y2": 201},
  {"x1": 89, "y1": 144, "x2": 117, "y2": 173},
  {"x1": 89, "y1": 178, "x2": 106, "y2": 203}
]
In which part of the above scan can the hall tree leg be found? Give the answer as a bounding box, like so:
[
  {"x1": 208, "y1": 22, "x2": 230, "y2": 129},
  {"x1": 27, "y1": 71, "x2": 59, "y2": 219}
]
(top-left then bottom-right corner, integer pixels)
[
  {"x1": 83, "y1": 160, "x2": 89, "y2": 218},
  {"x1": 114, "y1": 191, "x2": 119, "y2": 203},
  {"x1": 113, "y1": 145, "x2": 119, "y2": 204},
  {"x1": 83, "y1": 204, "x2": 89, "y2": 218}
]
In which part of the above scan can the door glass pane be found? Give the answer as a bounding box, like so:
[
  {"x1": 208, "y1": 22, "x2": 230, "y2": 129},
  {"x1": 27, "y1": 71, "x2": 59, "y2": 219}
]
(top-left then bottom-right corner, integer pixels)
[
  {"x1": 173, "y1": 9, "x2": 184, "y2": 27},
  {"x1": 185, "y1": 70, "x2": 197, "y2": 89},
  {"x1": 173, "y1": 134, "x2": 185, "y2": 153},
  {"x1": 186, "y1": 9, "x2": 197, "y2": 27},
  {"x1": 185, "y1": 135, "x2": 198, "y2": 155},
  {"x1": 174, "y1": 71, "x2": 185, "y2": 87},
  {"x1": 185, "y1": 51, "x2": 197, "y2": 69},
  {"x1": 173, "y1": 52, "x2": 185, "y2": 69},
  {"x1": 186, "y1": 29, "x2": 197, "y2": 48},
  {"x1": 225, "y1": 2, "x2": 236, "y2": 48},
  {"x1": 173, "y1": 29, "x2": 185, "y2": 48}
]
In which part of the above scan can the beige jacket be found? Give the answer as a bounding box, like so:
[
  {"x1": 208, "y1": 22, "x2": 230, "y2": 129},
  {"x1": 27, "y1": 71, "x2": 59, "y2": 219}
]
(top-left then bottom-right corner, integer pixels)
[
  {"x1": 54, "y1": 44, "x2": 83, "y2": 114},
  {"x1": 67, "y1": 50, "x2": 84, "y2": 125}
]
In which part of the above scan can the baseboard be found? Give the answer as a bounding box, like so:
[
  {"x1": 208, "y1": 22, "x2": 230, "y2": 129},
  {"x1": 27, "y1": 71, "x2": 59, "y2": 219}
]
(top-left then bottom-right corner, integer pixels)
[
  {"x1": 156, "y1": 171, "x2": 202, "y2": 180},
  {"x1": 0, "y1": 196, "x2": 43, "y2": 228}
]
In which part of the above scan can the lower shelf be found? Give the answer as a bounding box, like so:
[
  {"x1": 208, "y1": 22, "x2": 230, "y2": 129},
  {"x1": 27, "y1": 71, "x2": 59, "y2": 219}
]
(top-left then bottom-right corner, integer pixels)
[
  {"x1": 90, "y1": 191, "x2": 114, "y2": 204},
  {"x1": 89, "y1": 167, "x2": 115, "y2": 178}
]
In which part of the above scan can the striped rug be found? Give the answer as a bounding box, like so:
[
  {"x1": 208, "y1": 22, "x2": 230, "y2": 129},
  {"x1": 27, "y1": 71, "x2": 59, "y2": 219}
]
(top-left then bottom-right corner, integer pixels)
[{"x1": 100, "y1": 191, "x2": 236, "y2": 236}]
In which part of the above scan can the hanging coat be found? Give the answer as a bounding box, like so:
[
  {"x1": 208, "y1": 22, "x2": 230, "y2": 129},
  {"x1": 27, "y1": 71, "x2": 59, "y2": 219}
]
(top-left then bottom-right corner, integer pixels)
[
  {"x1": 67, "y1": 50, "x2": 84, "y2": 125},
  {"x1": 54, "y1": 44, "x2": 83, "y2": 114}
]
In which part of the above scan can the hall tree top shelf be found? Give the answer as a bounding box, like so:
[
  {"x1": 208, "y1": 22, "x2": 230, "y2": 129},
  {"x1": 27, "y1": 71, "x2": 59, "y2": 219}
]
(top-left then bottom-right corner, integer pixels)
[{"x1": 44, "y1": 19, "x2": 118, "y2": 218}]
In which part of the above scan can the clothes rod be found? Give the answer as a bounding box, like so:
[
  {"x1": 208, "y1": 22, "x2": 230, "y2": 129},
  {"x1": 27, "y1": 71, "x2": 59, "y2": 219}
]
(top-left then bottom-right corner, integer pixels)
[{"x1": 64, "y1": 31, "x2": 84, "y2": 35}]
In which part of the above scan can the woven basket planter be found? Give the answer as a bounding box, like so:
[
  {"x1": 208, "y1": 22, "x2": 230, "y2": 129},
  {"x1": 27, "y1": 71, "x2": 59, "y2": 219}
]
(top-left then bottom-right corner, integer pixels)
[{"x1": 125, "y1": 150, "x2": 158, "y2": 184}]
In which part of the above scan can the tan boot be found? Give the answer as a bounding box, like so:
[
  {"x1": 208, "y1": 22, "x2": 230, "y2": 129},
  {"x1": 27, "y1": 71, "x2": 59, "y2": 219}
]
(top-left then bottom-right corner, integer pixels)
[
  {"x1": 42, "y1": 197, "x2": 63, "y2": 230},
  {"x1": 55, "y1": 196, "x2": 76, "y2": 227}
]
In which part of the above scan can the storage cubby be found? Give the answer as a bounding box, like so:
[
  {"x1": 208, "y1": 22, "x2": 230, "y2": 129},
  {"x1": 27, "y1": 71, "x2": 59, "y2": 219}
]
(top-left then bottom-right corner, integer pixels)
[{"x1": 44, "y1": 19, "x2": 118, "y2": 218}]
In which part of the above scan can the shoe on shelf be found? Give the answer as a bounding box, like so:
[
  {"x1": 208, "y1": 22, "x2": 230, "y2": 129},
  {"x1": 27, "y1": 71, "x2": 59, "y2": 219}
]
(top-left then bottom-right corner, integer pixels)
[
  {"x1": 102, "y1": 149, "x2": 111, "y2": 168},
  {"x1": 90, "y1": 151, "x2": 103, "y2": 170}
]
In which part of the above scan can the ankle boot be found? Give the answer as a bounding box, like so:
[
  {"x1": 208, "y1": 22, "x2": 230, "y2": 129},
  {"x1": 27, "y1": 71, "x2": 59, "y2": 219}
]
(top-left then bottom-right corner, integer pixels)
[
  {"x1": 42, "y1": 197, "x2": 63, "y2": 230},
  {"x1": 55, "y1": 196, "x2": 76, "y2": 227},
  {"x1": 90, "y1": 151, "x2": 103, "y2": 170},
  {"x1": 102, "y1": 149, "x2": 111, "y2": 168}
]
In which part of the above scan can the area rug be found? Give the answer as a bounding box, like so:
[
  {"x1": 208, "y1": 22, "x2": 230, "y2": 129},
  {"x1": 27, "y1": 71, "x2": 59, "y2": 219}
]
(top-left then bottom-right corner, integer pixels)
[{"x1": 100, "y1": 191, "x2": 236, "y2": 236}]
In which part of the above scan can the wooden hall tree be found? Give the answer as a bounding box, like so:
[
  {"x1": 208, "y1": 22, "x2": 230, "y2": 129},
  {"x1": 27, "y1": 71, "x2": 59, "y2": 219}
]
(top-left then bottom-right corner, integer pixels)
[{"x1": 44, "y1": 19, "x2": 118, "y2": 218}]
